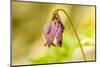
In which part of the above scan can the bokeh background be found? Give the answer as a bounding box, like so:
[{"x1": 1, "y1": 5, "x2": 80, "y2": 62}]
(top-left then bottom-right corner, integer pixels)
[{"x1": 12, "y1": 1, "x2": 95, "y2": 65}]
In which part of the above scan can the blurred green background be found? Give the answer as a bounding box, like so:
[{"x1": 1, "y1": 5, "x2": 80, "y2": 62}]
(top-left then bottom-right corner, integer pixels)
[{"x1": 12, "y1": 1, "x2": 95, "y2": 65}]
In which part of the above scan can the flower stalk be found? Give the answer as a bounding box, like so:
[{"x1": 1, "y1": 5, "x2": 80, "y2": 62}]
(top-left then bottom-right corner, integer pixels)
[
  {"x1": 43, "y1": 8, "x2": 86, "y2": 61},
  {"x1": 53, "y1": 9, "x2": 86, "y2": 61}
]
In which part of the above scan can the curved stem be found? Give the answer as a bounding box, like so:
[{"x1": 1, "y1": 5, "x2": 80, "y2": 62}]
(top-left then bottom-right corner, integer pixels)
[{"x1": 53, "y1": 9, "x2": 86, "y2": 61}]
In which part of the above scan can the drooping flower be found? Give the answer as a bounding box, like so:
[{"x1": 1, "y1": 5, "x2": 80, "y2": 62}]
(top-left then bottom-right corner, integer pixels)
[
  {"x1": 56, "y1": 22, "x2": 64, "y2": 47},
  {"x1": 43, "y1": 13, "x2": 64, "y2": 47},
  {"x1": 43, "y1": 22, "x2": 58, "y2": 47}
]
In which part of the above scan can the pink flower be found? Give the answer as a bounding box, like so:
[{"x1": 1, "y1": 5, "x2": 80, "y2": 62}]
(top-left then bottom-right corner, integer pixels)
[
  {"x1": 43, "y1": 14, "x2": 64, "y2": 47},
  {"x1": 56, "y1": 23, "x2": 63, "y2": 47},
  {"x1": 43, "y1": 22, "x2": 58, "y2": 47}
]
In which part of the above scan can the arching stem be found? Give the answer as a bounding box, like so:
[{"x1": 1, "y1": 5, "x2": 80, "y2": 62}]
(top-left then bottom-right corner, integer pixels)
[{"x1": 53, "y1": 9, "x2": 86, "y2": 61}]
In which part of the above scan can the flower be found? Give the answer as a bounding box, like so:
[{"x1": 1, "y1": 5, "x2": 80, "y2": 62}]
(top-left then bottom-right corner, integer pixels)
[
  {"x1": 43, "y1": 13, "x2": 64, "y2": 47},
  {"x1": 43, "y1": 22, "x2": 58, "y2": 47},
  {"x1": 56, "y1": 23, "x2": 64, "y2": 47}
]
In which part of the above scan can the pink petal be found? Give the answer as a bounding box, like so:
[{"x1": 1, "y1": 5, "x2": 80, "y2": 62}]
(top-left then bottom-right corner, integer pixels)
[{"x1": 43, "y1": 23, "x2": 51, "y2": 40}]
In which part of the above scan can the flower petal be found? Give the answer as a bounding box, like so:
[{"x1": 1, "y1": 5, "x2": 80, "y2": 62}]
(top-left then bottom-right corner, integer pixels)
[{"x1": 43, "y1": 23, "x2": 51, "y2": 40}]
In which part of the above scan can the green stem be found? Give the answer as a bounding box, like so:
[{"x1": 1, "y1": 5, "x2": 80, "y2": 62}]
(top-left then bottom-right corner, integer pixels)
[{"x1": 53, "y1": 9, "x2": 86, "y2": 61}]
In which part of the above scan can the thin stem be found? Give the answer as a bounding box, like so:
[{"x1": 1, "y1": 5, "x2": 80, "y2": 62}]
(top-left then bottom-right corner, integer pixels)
[{"x1": 53, "y1": 9, "x2": 86, "y2": 60}]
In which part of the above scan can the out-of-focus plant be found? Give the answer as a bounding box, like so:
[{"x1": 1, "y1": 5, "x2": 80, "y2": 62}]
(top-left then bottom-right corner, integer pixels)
[{"x1": 12, "y1": 1, "x2": 95, "y2": 65}]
